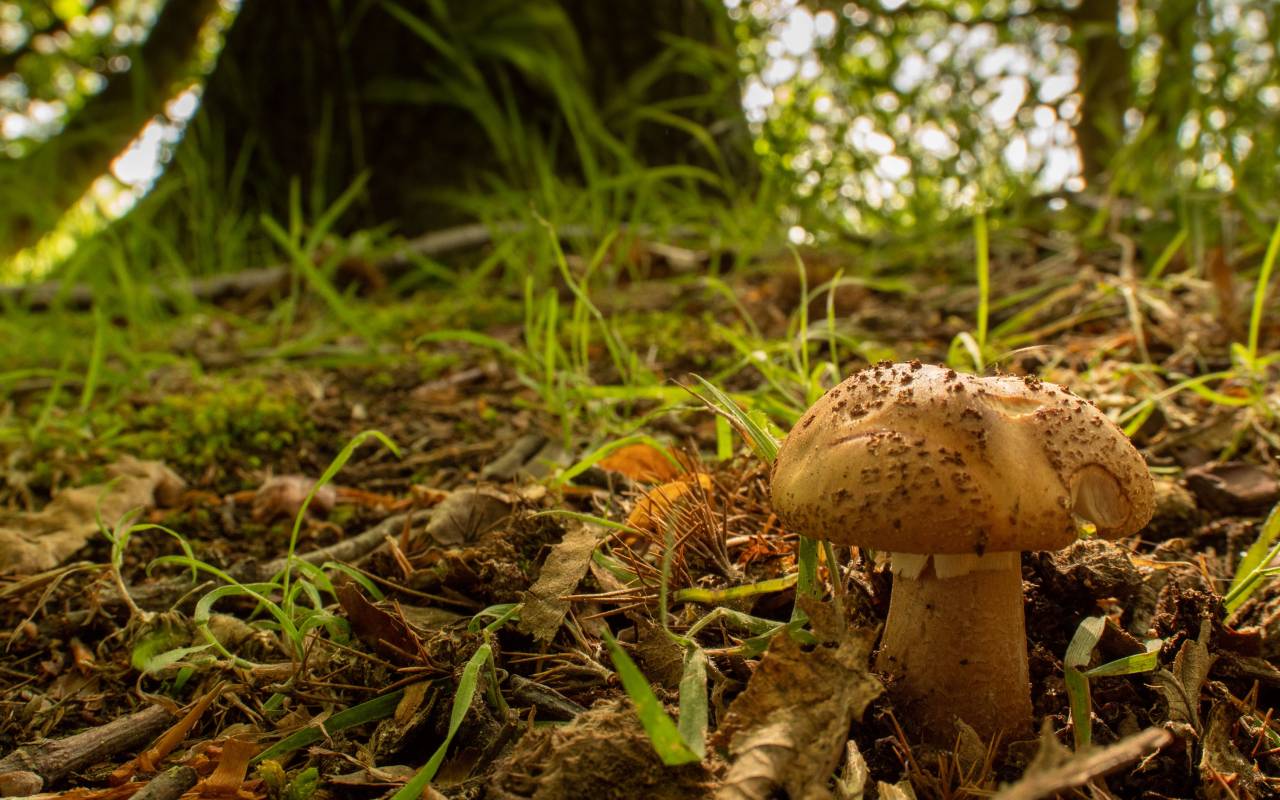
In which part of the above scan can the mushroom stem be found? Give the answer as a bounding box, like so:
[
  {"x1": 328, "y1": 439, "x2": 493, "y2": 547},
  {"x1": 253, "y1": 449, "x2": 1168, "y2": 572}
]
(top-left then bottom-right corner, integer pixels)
[{"x1": 875, "y1": 553, "x2": 1031, "y2": 742}]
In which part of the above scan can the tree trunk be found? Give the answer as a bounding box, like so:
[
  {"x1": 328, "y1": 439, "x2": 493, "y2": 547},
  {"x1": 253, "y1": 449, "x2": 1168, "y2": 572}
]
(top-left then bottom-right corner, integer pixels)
[
  {"x1": 0, "y1": 0, "x2": 220, "y2": 257},
  {"x1": 1071, "y1": 0, "x2": 1130, "y2": 187},
  {"x1": 176, "y1": 0, "x2": 754, "y2": 239}
]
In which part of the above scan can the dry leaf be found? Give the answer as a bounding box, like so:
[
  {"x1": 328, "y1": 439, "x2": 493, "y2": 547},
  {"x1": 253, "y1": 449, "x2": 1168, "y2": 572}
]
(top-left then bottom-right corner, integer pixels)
[
  {"x1": 1200, "y1": 703, "x2": 1267, "y2": 799},
  {"x1": 251, "y1": 475, "x2": 336, "y2": 522},
  {"x1": 1184, "y1": 461, "x2": 1279, "y2": 514},
  {"x1": 833, "y1": 741, "x2": 869, "y2": 800},
  {"x1": 519, "y1": 523, "x2": 602, "y2": 642},
  {"x1": 993, "y1": 723, "x2": 1171, "y2": 800},
  {"x1": 112, "y1": 684, "x2": 223, "y2": 782},
  {"x1": 714, "y1": 617, "x2": 882, "y2": 800},
  {"x1": 486, "y1": 700, "x2": 711, "y2": 800},
  {"x1": 422, "y1": 487, "x2": 515, "y2": 546},
  {"x1": 876, "y1": 781, "x2": 918, "y2": 800},
  {"x1": 202, "y1": 736, "x2": 259, "y2": 795},
  {"x1": 335, "y1": 581, "x2": 423, "y2": 663},
  {"x1": 1153, "y1": 619, "x2": 1215, "y2": 733},
  {"x1": 598, "y1": 443, "x2": 680, "y2": 483},
  {"x1": 0, "y1": 457, "x2": 185, "y2": 574},
  {"x1": 626, "y1": 474, "x2": 714, "y2": 537},
  {"x1": 0, "y1": 771, "x2": 42, "y2": 796}
]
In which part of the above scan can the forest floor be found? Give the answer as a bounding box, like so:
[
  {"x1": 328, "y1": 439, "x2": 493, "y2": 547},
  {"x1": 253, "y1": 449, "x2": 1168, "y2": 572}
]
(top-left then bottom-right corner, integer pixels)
[{"x1": 0, "y1": 226, "x2": 1278, "y2": 800}]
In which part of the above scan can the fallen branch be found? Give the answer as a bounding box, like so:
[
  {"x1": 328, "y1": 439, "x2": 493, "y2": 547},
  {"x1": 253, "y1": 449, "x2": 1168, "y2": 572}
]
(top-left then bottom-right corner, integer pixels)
[
  {"x1": 0, "y1": 704, "x2": 175, "y2": 790},
  {"x1": 3, "y1": 222, "x2": 705, "y2": 311},
  {"x1": 126, "y1": 508, "x2": 434, "y2": 610},
  {"x1": 131, "y1": 765, "x2": 199, "y2": 800}
]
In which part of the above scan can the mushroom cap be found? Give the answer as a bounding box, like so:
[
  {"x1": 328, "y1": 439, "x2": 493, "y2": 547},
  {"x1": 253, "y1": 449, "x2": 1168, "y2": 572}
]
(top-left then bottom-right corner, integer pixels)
[{"x1": 771, "y1": 362, "x2": 1155, "y2": 554}]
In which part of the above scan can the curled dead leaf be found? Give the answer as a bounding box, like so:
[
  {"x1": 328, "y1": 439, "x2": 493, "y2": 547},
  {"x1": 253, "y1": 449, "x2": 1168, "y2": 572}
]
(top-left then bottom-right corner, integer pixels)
[
  {"x1": 625, "y1": 474, "x2": 714, "y2": 541},
  {"x1": 599, "y1": 443, "x2": 681, "y2": 483},
  {"x1": 251, "y1": 475, "x2": 337, "y2": 522}
]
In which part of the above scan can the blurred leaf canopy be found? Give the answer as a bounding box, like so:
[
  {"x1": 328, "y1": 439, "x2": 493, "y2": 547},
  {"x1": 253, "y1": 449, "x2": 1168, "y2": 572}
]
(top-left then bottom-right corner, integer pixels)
[{"x1": 0, "y1": 0, "x2": 1277, "y2": 275}]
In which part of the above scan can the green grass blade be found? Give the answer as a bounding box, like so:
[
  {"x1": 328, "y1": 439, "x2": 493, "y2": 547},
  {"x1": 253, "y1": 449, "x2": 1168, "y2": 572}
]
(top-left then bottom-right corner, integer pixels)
[
  {"x1": 974, "y1": 211, "x2": 990, "y2": 355},
  {"x1": 677, "y1": 644, "x2": 708, "y2": 759},
  {"x1": 601, "y1": 629, "x2": 701, "y2": 766},
  {"x1": 1083, "y1": 640, "x2": 1161, "y2": 678},
  {"x1": 1064, "y1": 616, "x2": 1105, "y2": 749},
  {"x1": 1147, "y1": 228, "x2": 1188, "y2": 280},
  {"x1": 671, "y1": 574, "x2": 797, "y2": 605},
  {"x1": 280, "y1": 430, "x2": 400, "y2": 612},
  {"x1": 260, "y1": 215, "x2": 376, "y2": 343},
  {"x1": 418, "y1": 329, "x2": 537, "y2": 374},
  {"x1": 1246, "y1": 216, "x2": 1280, "y2": 366},
  {"x1": 252, "y1": 690, "x2": 405, "y2": 764},
  {"x1": 686, "y1": 374, "x2": 779, "y2": 463},
  {"x1": 392, "y1": 643, "x2": 493, "y2": 799},
  {"x1": 1224, "y1": 500, "x2": 1280, "y2": 613},
  {"x1": 78, "y1": 306, "x2": 106, "y2": 413}
]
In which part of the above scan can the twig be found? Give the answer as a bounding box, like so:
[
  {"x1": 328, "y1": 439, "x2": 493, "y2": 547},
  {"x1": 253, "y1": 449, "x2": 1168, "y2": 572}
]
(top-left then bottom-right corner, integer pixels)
[
  {"x1": 131, "y1": 765, "x2": 199, "y2": 800},
  {"x1": 0, "y1": 704, "x2": 175, "y2": 788},
  {"x1": 992, "y1": 727, "x2": 1172, "y2": 800},
  {"x1": 2, "y1": 222, "x2": 699, "y2": 311}
]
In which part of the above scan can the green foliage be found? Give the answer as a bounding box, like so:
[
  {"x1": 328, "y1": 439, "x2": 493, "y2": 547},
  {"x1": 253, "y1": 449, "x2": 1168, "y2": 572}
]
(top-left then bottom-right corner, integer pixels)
[
  {"x1": 1224, "y1": 500, "x2": 1280, "y2": 615},
  {"x1": 0, "y1": 1, "x2": 165, "y2": 154},
  {"x1": 733, "y1": 0, "x2": 1280, "y2": 238},
  {"x1": 601, "y1": 628, "x2": 703, "y2": 766},
  {"x1": 1063, "y1": 616, "x2": 1161, "y2": 750},
  {"x1": 392, "y1": 640, "x2": 497, "y2": 797}
]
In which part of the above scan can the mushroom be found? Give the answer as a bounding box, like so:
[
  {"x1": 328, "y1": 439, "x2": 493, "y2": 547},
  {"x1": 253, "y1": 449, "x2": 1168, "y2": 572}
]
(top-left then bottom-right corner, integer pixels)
[{"x1": 771, "y1": 361, "x2": 1155, "y2": 741}]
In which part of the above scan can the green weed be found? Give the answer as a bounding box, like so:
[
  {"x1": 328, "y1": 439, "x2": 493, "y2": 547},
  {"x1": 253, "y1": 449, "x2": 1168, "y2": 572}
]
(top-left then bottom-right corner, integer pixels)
[{"x1": 1063, "y1": 616, "x2": 1161, "y2": 750}]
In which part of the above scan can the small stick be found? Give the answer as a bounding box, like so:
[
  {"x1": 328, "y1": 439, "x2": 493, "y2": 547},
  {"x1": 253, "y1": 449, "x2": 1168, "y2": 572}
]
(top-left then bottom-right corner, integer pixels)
[
  {"x1": 992, "y1": 727, "x2": 1172, "y2": 800},
  {"x1": 130, "y1": 766, "x2": 199, "y2": 800},
  {"x1": 0, "y1": 704, "x2": 175, "y2": 787}
]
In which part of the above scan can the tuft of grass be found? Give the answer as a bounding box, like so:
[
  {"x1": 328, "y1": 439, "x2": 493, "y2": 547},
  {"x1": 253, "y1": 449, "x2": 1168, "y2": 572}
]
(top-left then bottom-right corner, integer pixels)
[
  {"x1": 600, "y1": 628, "x2": 703, "y2": 766},
  {"x1": 1063, "y1": 616, "x2": 1161, "y2": 750},
  {"x1": 144, "y1": 430, "x2": 399, "y2": 668},
  {"x1": 1224, "y1": 500, "x2": 1280, "y2": 615}
]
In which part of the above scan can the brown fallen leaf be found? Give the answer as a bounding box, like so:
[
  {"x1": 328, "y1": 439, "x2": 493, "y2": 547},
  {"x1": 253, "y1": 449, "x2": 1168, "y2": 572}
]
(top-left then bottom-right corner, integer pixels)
[
  {"x1": 201, "y1": 736, "x2": 259, "y2": 796},
  {"x1": 714, "y1": 603, "x2": 882, "y2": 800},
  {"x1": 335, "y1": 580, "x2": 423, "y2": 664},
  {"x1": 1153, "y1": 619, "x2": 1215, "y2": 735},
  {"x1": 519, "y1": 523, "x2": 604, "y2": 643},
  {"x1": 0, "y1": 457, "x2": 185, "y2": 575},
  {"x1": 251, "y1": 474, "x2": 337, "y2": 522},
  {"x1": 1200, "y1": 703, "x2": 1270, "y2": 799},
  {"x1": 421, "y1": 487, "x2": 515, "y2": 547},
  {"x1": 487, "y1": 700, "x2": 713, "y2": 799},
  {"x1": 1184, "y1": 461, "x2": 1279, "y2": 514},
  {"x1": 0, "y1": 771, "x2": 42, "y2": 796},
  {"x1": 625, "y1": 474, "x2": 714, "y2": 540},
  {"x1": 598, "y1": 443, "x2": 681, "y2": 483},
  {"x1": 875, "y1": 781, "x2": 918, "y2": 800},
  {"x1": 110, "y1": 682, "x2": 224, "y2": 783}
]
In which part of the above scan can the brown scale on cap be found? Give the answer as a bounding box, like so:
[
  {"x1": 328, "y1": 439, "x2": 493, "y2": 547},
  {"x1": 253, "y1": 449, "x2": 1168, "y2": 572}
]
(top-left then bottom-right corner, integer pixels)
[{"x1": 771, "y1": 363, "x2": 1155, "y2": 555}]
